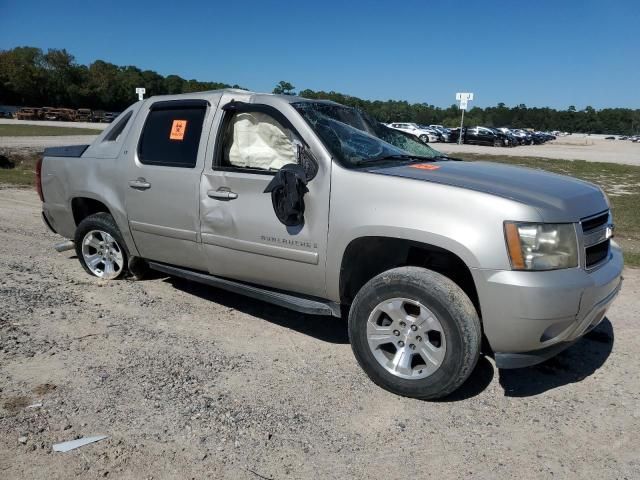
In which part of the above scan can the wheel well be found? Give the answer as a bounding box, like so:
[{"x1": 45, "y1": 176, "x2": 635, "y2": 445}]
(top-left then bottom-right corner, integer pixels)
[
  {"x1": 71, "y1": 197, "x2": 111, "y2": 226},
  {"x1": 339, "y1": 237, "x2": 480, "y2": 316}
]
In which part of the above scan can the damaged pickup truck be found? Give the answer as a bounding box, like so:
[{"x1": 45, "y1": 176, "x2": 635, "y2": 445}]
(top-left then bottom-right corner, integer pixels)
[{"x1": 38, "y1": 89, "x2": 623, "y2": 399}]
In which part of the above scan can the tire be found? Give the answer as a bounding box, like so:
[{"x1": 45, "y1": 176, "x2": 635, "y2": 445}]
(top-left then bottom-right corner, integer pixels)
[
  {"x1": 348, "y1": 266, "x2": 481, "y2": 400},
  {"x1": 74, "y1": 212, "x2": 129, "y2": 280},
  {"x1": 419, "y1": 134, "x2": 429, "y2": 143},
  {"x1": 493, "y1": 139, "x2": 501, "y2": 147}
]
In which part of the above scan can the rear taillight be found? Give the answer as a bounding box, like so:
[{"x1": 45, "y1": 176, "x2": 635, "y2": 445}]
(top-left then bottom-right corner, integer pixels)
[{"x1": 35, "y1": 157, "x2": 44, "y2": 202}]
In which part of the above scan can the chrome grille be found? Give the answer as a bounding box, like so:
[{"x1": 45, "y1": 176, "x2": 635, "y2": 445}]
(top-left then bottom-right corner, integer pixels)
[{"x1": 581, "y1": 210, "x2": 612, "y2": 269}]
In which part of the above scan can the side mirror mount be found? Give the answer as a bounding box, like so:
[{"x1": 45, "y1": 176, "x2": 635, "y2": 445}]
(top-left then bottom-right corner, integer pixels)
[{"x1": 297, "y1": 144, "x2": 318, "y2": 182}]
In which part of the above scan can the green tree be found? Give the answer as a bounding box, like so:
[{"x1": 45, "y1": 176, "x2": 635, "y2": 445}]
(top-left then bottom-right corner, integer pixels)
[
  {"x1": 273, "y1": 81, "x2": 295, "y2": 95},
  {"x1": 1, "y1": 46, "x2": 639, "y2": 134}
]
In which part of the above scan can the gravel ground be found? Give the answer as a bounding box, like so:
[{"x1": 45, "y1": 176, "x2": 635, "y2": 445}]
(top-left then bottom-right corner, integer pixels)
[{"x1": 0, "y1": 188, "x2": 639, "y2": 479}]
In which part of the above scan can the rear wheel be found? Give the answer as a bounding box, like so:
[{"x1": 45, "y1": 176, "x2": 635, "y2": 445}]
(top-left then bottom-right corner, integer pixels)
[
  {"x1": 348, "y1": 267, "x2": 481, "y2": 399},
  {"x1": 419, "y1": 134, "x2": 429, "y2": 143},
  {"x1": 74, "y1": 213, "x2": 128, "y2": 280}
]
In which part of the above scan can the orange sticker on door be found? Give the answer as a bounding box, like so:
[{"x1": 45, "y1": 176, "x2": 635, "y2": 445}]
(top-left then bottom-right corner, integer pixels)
[
  {"x1": 169, "y1": 120, "x2": 188, "y2": 140},
  {"x1": 410, "y1": 163, "x2": 440, "y2": 170}
]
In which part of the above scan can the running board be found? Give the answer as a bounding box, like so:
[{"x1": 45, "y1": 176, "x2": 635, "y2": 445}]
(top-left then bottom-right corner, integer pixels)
[{"x1": 148, "y1": 261, "x2": 341, "y2": 317}]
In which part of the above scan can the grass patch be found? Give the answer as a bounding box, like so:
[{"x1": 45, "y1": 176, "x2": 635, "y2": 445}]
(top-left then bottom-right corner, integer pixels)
[
  {"x1": 0, "y1": 148, "x2": 40, "y2": 187},
  {"x1": 454, "y1": 153, "x2": 640, "y2": 267},
  {"x1": 0, "y1": 124, "x2": 101, "y2": 136},
  {"x1": 0, "y1": 167, "x2": 35, "y2": 187}
]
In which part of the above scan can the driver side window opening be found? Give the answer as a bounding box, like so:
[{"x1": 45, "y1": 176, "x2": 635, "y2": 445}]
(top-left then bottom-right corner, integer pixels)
[{"x1": 220, "y1": 111, "x2": 299, "y2": 173}]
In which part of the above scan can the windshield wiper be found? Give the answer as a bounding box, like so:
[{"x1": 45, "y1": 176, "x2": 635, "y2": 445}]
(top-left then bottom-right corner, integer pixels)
[{"x1": 354, "y1": 154, "x2": 435, "y2": 166}]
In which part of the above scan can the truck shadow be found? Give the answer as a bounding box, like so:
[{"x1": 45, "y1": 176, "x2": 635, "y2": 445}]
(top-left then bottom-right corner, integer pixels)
[
  {"x1": 437, "y1": 355, "x2": 495, "y2": 402},
  {"x1": 165, "y1": 276, "x2": 350, "y2": 344},
  {"x1": 152, "y1": 274, "x2": 614, "y2": 400},
  {"x1": 497, "y1": 319, "x2": 614, "y2": 397}
]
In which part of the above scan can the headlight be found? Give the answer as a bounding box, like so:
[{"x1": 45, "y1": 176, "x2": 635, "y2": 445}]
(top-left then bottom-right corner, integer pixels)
[{"x1": 504, "y1": 222, "x2": 578, "y2": 270}]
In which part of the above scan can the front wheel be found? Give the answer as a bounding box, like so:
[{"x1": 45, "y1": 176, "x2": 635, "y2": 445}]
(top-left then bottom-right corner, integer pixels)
[
  {"x1": 419, "y1": 134, "x2": 429, "y2": 143},
  {"x1": 348, "y1": 267, "x2": 481, "y2": 399},
  {"x1": 74, "y1": 213, "x2": 128, "y2": 280}
]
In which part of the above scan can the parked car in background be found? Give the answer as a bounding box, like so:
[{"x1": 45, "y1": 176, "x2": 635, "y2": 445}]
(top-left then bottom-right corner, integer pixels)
[
  {"x1": 16, "y1": 107, "x2": 41, "y2": 120},
  {"x1": 58, "y1": 108, "x2": 77, "y2": 122},
  {"x1": 492, "y1": 128, "x2": 518, "y2": 147},
  {"x1": 41, "y1": 107, "x2": 76, "y2": 122},
  {"x1": 426, "y1": 125, "x2": 452, "y2": 142},
  {"x1": 387, "y1": 123, "x2": 439, "y2": 143},
  {"x1": 41, "y1": 107, "x2": 59, "y2": 121},
  {"x1": 75, "y1": 109, "x2": 93, "y2": 122},
  {"x1": 512, "y1": 129, "x2": 534, "y2": 145},
  {"x1": 450, "y1": 126, "x2": 511, "y2": 146},
  {"x1": 103, "y1": 112, "x2": 121, "y2": 123},
  {"x1": 0, "y1": 106, "x2": 18, "y2": 118},
  {"x1": 92, "y1": 111, "x2": 105, "y2": 123}
]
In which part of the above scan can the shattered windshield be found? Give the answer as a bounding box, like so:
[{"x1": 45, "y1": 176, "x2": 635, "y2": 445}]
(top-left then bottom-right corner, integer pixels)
[{"x1": 292, "y1": 102, "x2": 443, "y2": 168}]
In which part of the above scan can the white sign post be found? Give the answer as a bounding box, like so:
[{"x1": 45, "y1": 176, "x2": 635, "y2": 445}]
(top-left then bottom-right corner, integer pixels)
[
  {"x1": 135, "y1": 87, "x2": 146, "y2": 101},
  {"x1": 455, "y1": 92, "x2": 474, "y2": 145}
]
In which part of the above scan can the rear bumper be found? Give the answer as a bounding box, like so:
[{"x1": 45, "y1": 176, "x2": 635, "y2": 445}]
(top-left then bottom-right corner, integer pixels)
[{"x1": 473, "y1": 242, "x2": 623, "y2": 367}]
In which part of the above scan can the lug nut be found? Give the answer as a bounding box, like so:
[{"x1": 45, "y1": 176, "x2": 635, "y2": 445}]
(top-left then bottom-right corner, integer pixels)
[
  {"x1": 416, "y1": 336, "x2": 422, "y2": 342},
  {"x1": 398, "y1": 341, "x2": 405, "y2": 347},
  {"x1": 400, "y1": 321, "x2": 406, "y2": 327},
  {"x1": 393, "y1": 330, "x2": 400, "y2": 336},
  {"x1": 409, "y1": 344, "x2": 416, "y2": 350},
  {"x1": 410, "y1": 325, "x2": 418, "y2": 331}
]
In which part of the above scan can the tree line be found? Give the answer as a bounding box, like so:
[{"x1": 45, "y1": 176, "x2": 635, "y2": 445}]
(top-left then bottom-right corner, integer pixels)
[
  {"x1": 0, "y1": 47, "x2": 243, "y2": 112},
  {"x1": 294, "y1": 87, "x2": 640, "y2": 135},
  {"x1": 1, "y1": 47, "x2": 638, "y2": 134}
]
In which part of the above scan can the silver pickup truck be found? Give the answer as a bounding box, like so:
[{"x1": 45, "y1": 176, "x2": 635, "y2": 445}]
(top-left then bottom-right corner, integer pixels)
[{"x1": 38, "y1": 89, "x2": 623, "y2": 399}]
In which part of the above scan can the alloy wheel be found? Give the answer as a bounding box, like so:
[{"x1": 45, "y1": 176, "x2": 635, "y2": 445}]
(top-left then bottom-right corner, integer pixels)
[
  {"x1": 366, "y1": 297, "x2": 447, "y2": 380},
  {"x1": 81, "y1": 230, "x2": 124, "y2": 279}
]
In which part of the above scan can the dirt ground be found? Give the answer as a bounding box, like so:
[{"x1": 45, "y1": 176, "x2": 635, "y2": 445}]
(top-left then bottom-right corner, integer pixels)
[
  {"x1": 0, "y1": 188, "x2": 639, "y2": 479},
  {"x1": 437, "y1": 135, "x2": 640, "y2": 166}
]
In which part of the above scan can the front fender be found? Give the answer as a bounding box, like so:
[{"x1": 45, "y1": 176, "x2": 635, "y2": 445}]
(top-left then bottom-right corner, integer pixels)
[{"x1": 325, "y1": 166, "x2": 541, "y2": 302}]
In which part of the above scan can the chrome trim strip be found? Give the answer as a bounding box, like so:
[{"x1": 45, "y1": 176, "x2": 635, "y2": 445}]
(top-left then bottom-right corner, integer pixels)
[{"x1": 202, "y1": 233, "x2": 319, "y2": 265}]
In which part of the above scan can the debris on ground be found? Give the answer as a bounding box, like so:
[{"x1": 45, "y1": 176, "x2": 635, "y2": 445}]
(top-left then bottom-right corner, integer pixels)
[{"x1": 52, "y1": 435, "x2": 109, "y2": 452}]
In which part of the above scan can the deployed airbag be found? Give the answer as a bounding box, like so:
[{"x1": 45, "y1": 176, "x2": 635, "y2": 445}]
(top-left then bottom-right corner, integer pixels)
[{"x1": 227, "y1": 112, "x2": 296, "y2": 170}]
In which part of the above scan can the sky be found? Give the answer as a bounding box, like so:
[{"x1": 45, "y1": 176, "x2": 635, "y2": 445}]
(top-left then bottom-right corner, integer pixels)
[{"x1": 1, "y1": 0, "x2": 639, "y2": 109}]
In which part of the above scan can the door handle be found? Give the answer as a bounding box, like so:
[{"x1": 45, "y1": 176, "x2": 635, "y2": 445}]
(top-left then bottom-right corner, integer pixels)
[
  {"x1": 129, "y1": 178, "x2": 151, "y2": 190},
  {"x1": 207, "y1": 189, "x2": 238, "y2": 200}
]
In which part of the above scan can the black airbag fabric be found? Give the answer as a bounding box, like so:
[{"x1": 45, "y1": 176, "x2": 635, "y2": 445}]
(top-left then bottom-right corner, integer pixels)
[{"x1": 263, "y1": 164, "x2": 309, "y2": 226}]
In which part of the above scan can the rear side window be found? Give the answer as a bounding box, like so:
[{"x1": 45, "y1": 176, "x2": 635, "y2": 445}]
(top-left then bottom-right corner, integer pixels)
[
  {"x1": 138, "y1": 103, "x2": 207, "y2": 168},
  {"x1": 103, "y1": 111, "x2": 132, "y2": 142}
]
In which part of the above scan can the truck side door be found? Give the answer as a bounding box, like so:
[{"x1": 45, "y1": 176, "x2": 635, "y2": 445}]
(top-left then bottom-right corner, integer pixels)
[
  {"x1": 199, "y1": 97, "x2": 330, "y2": 298},
  {"x1": 124, "y1": 97, "x2": 219, "y2": 269}
]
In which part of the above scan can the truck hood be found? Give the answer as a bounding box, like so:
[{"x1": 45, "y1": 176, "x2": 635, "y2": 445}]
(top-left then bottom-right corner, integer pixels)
[{"x1": 367, "y1": 160, "x2": 608, "y2": 222}]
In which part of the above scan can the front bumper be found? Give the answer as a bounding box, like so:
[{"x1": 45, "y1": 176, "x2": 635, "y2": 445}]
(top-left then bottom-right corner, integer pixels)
[{"x1": 472, "y1": 242, "x2": 623, "y2": 368}]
